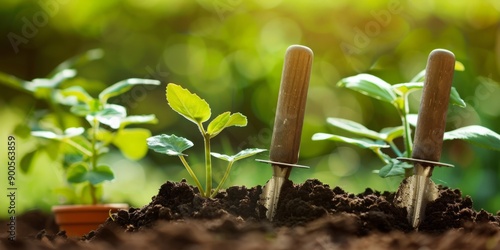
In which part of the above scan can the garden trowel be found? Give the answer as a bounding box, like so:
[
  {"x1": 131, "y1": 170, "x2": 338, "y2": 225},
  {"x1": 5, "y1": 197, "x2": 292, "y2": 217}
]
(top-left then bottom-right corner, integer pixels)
[
  {"x1": 257, "y1": 45, "x2": 313, "y2": 221},
  {"x1": 395, "y1": 49, "x2": 455, "y2": 229}
]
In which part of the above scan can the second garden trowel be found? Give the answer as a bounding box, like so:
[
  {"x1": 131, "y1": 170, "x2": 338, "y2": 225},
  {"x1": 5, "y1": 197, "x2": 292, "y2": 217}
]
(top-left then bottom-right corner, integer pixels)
[
  {"x1": 257, "y1": 45, "x2": 313, "y2": 221},
  {"x1": 395, "y1": 49, "x2": 455, "y2": 229}
]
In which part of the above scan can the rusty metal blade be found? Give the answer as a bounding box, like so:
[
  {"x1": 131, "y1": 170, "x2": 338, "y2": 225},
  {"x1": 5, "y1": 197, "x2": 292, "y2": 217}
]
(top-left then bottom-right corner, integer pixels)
[{"x1": 260, "y1": 45, "x2": 313, "y2": 220}]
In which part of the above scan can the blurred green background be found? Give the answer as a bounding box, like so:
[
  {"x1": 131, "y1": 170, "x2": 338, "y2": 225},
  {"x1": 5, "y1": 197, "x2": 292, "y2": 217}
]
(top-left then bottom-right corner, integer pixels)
[{"x1": 1, "y1": 0, "x2": 499, "y2": 218}]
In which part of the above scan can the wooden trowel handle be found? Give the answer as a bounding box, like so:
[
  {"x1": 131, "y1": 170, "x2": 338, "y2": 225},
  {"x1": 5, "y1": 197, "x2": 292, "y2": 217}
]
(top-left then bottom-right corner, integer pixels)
[
  {"x1": 269, "y1": 45, "x2": 313, "y2": 168},
  {"x1": 412, "y1": 49, "x2": 455, "y2": 163}
]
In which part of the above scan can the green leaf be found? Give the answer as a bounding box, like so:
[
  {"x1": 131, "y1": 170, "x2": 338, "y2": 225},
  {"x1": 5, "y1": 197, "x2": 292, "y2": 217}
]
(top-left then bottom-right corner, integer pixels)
[
  {"x1": 410, "y1": 70, "x2": 426, "y2": 83},
  {"x1": 211, "y1": 148, "x2": 267, "y2": 162},
  {"x1": 407, "y1": 114, "x2": 418, "y2": 127},
  {"x1": 31, "y1": 127, "x2": 84, "y2": 140},
  {"x1": 379, "y1": 126, "x2": 404, "y2": 142},
  {"x1": 392, "y1": 82, "x2": 423, "y2": 96},
  {"x1": 312, "y1": 133, "x2": 389, "y2": 149},
  {"x1": 49, "y1": 48, "x2": 104, "y2": 76},
  {"x1": 337, "y1": 74, "x2": 397, "y2": 103},
  {"x1": 147, "y1": 134, "x2": 194, "y2": 156},
  {"x1": 66, "y1": 162, "x2": 89, "y2": 183},
  {"x1": 207, "y1": 112, "x2": 247, "y2": 138},
  {"x1": 378, "y1": 159, "x2": 413, "y2": 178},
  {"x1": 67, "y1": 163, "x2": 114, "y2": 185},
  {"x1": 119, "y1": 115, "x2": 158, "y2": 128},
  {"x1": 450, "y1": 87, "x2": 466, "y2": 107},
  {"x1": 0, "y1": 71, "x2": 30, "y2": 93},
  {"x1": 166, "y1": 83, "x2": 211, "y2": 125},
  {"x1": 20, "y1": 150, "x2": 37, "y2": 173},
  {"x1": 444, "y1": 125, "x2": 500, "y2": 151},
  {"x1": 326, "y1": 118, "x2": 383, "y2": 140},
  {"x1": 112, "y1": 128, "x2": 151, "y2": 160},
  {"x1": 99, "y1": 78, "x2": 161, "y2": 104},
  {"x1": 26, "y1": 69, "x2": 77, "y2": 93},
  {"x1": 87, "y1": 104, "x2": 127, "y2": 129},
  {"x1": 455, "y1": 61, "x2": 465, "y2": 71},
  {"x1": 58, "y1": 86, "x2": 94, "y2": 105}
]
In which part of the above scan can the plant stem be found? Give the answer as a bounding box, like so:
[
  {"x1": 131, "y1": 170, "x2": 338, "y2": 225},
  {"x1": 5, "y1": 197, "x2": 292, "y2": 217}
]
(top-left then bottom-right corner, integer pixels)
[
  {"x1": 210, "y1": 161, "x2": 234, "y2": 198},
  {"x1": 203, "y1": 133, "x2": 212, "y2": 197},
  {"x1": 400, "y1": 93, "x2": 413, "y2": 177},
  {"x1": 388, "y1": 140, "x2": 403, "y2": 157},
  {"x1": 90, "y1": 117, "x2": 99, "y2": 204},
  {"x1": 64, "y1": 139, "x2": 93, "y2": 157},
  {"x1": 178, "y1": 155, "x2": 205, "y2": 195}
]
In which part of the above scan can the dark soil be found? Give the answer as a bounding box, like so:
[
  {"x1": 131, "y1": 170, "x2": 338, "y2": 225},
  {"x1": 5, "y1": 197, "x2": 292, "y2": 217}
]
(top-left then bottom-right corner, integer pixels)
[{"x1": 1, "y1": 179, "x2": 499, "y2": 249}]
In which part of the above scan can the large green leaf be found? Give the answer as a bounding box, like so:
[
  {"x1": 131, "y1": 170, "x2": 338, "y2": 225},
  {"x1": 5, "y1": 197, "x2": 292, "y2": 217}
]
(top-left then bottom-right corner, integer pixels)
[
  {"x1": 312, "y1": 133, "x2": 389, "y2": 149},
  {"x1": 147, "y1": 134, "x2": 194, "y2": 156},
  {"x1": 337, "y1": 74, "x2": 396, "y2": 103},
  {"x1": 444, "y1": 125, "x2": 500, "y2": 151},
  {"x1": 67, "y1": 163, "x2": 114, "y2": 185},
  {"x1": 166, "y1": 83, "x2": 211, "y2": 125},
  {"x1": 207, "y1": 112, "x2": 247, "y2": 138},
  {"x1": 113, "y1": 128, "x2": 151, "y2": 160},
  {"x1": 211, "y1": 148, "x2": 267, "y2": 162},
  {"x1": 326, "y1": 118, "x2": 383, "y2": 140},
  {"x1": 99, "y1": 78, "x2": 160, "y2": 104}
]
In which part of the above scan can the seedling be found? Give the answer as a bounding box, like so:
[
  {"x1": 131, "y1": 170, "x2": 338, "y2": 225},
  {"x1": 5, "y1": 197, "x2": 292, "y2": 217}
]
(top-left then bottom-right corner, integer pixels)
[
  {"x1": 147, "y1": 83, "x2": 266, "y2": 198},
  {"x1": 313, "y1": 60, "x2": 500, "y2": 178},
  {"x1": 31, "y1": 78, "x2": 160, "y2": 204}
]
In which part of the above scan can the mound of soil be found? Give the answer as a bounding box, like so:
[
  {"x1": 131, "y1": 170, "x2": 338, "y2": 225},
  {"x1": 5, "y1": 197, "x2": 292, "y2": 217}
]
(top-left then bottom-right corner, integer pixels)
[{"x1": 1, "y1": 179, "x2": 499, "y2": 249}]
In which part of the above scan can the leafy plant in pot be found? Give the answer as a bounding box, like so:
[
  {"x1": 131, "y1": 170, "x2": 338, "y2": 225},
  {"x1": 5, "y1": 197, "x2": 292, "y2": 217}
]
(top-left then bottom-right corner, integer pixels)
[
  {"x1": 3, "y1": 53, "x2": 162, "y2": 236},
  {"x1": 30, "y1": 77, "x2": 160, "y2": 236}
]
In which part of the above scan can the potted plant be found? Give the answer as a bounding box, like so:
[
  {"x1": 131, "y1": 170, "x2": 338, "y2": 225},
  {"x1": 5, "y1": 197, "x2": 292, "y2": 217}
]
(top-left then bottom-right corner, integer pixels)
[
  {"x1": 1, "y1": 50, "x2": 161, "y2": 236},
  {"x1": 30, "y1": 77, "x2": 160, "y2": 236}
]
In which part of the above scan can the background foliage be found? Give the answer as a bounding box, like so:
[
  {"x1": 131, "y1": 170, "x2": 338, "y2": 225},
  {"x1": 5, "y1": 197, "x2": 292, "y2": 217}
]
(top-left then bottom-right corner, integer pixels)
[{"x1": 1, "y1": 0, "x2": 499, "y2": 217}]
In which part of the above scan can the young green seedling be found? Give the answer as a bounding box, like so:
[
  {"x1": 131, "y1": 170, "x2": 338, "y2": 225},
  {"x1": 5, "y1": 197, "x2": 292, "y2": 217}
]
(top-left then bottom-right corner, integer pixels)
[
  {"x1": 313, "y1": 58, "x2": 500, "y2": 178},
  {"x1": 147, "y1": 83, "x2": 266, "y2": 198},
  {"x1": 31, "y1": 78, "x2": 160, "y2": 204}
]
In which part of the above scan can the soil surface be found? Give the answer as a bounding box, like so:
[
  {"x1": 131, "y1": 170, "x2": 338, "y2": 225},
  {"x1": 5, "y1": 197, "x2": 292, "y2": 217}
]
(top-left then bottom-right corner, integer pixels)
[{"x1": 1, "y1": 179, "x2": 499, "y2": 249}]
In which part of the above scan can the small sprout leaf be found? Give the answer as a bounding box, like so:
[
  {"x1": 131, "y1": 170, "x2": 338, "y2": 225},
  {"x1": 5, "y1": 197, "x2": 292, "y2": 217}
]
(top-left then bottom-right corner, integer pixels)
[
  {"x1": 87, "y1": 104, "x2": 127, "y2": 129},
  {"x1": 207, "y1": 112, "x2": 247, "y2": 138},
  {"x1": 391, "y1": 82, "x2": 423, "y2": 96},
  {"x1": 312, "y1": 133, "x2": 389, "y2": 149},
  {"x1": 211, "y1": 148, "x2": 267, "y2": 162},
  {"x1": 450, "y1": 87, "x2": 466, "y2": 107},
  {"x1": 326, "y1": 117, "x2": 383, "y2": 140},
  {"x1": 147, "y1": 134, "x2": 194, "y2": 156},
  {"x1": 59, "y1": 86, "x2": 94, "y2": 104},
  {"x1": 337, "y1": 74, "x2": 396, "y2": 103},
  {"x1": 31, "y1": 127, "x2": 84, "y2": 140},
  {"x1": 119, "y1": 115, "x2": 158, "y2": 128},
  {"x1": 455, "y1": 61, "x2": 465, "y2": 71},
  {"x1": 444, "y1": 125, "x2": 500, "y2": 151},
  {"x1": 378, "y1": 159, "x2": 413, "y2": 178},
  {"x1": 113, "y1": 128, "x2": 152, "y2": 160},
  {"x1": 166, "y1": 83, "x2": 211, "y2": 124},
  {"x1": 99, "y1": 78, "x2": 160, "y2": 104}
]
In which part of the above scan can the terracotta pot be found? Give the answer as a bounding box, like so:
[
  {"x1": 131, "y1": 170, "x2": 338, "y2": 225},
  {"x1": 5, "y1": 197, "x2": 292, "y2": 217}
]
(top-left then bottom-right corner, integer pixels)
[{"x1": 52, "y1": 203, "x2": 128, "y2": 237}]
